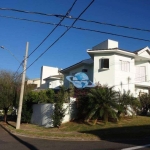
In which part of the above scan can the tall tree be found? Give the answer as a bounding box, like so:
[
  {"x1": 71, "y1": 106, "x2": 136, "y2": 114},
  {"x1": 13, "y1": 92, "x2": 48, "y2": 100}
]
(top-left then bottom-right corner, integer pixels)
[{"x1": 0, "y1": 70, "x2": 20, "y2": 122}]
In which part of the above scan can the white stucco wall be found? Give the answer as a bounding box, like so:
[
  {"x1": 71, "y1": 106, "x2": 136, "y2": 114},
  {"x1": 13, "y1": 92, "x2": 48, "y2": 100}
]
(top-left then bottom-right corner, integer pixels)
[
  {"x1": 113, "y1": 54, "x2": 135, "y2": 95},
  {"x1": 139, "y1": 50, "x2": 150, "y2": 59},
  {"x1": 93, "y1": 53, "x2": 135, "y2": 95},
  {"x1": 31, "y1": 98, "x2": 76, "y2": 127},
  {"x1": 93, "y1": 53, "x2": 116, "y2": 86},
  {"x1": 46, "y1": 79, "x2": 63, "y2": 89},
  {"x1": 92, "y1": 39, "x2": 118, "y2": 50},
  {"x1": 40, "y1": 66, "x2": 60, "y2": 89}
]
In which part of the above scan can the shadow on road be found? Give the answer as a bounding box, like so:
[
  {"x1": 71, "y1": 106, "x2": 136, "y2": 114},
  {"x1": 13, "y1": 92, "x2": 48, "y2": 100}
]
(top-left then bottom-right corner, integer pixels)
[
  {"x1": 6, "y1": 121, "x2": 16, "y2": 128},
  {"x1": 0, "y1": 124, "x2": 39, "y2": 150},
  {"x1": 80, "y1": 124, "x2": 150, "y2": 145}
]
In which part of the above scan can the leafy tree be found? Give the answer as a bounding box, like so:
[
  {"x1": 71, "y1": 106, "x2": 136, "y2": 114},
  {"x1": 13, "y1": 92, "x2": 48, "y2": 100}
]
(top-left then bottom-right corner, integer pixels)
[
  {"x1": 68, "y1": 83, "x2": 74, "y2": 98},
  {"x1": 46, "y1": 89, "x2": 55, "y2": 103},
  {"x1": 0, "y1": 70, "x2": 20, "y2": 122},
  {"x1": 37, "y1": 90, "x2": 49, "y2": 103},
  {"x1": 34, "y1": 89, "x2": 55, "y2": 103},
  {"x1": 139, "y1": 93, "x2": 150, "y2": 115},
  {"x1": 85, "y1": 86, "x2": 118, "y2": 124},
  {"x1": 21, "y1": 88, "x2": 55, "y2": 123},
  {"x1": 117, "y1": 90, "x2": 140, "y2": 119}
]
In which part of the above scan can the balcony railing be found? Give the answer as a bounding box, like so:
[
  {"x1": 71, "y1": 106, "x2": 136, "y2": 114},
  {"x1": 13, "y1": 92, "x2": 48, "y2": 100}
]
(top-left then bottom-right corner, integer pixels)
[{"x1": 135, "y1": 75, "x2": 146, "y2": 82}]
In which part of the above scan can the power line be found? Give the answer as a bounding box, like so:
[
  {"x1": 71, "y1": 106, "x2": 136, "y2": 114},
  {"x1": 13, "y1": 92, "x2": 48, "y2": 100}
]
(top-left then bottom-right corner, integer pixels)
[
  {"x1": 27, "y1": 0, "x2": 77, "y2": 58},
  {"x1": 17, "y1": 0, "x2": 95, "y2": 80},
  {"x1": 0, "y1": 7, "x2": 72, "y2": 18},
  {"x1": 71, "y1": 26, "x2": 150, "y2": 42},
  {"x1": 0, "y1": 14, "x2": 58, "y2": 25},
  {"x1": 1, "y1": 8, "x2": 150, "y2": 33},
  {"x1": 1, "y1": 8, "x2": 149, "y2": 90},
  {"x1": 14, "y1": 61, "x2": 23, "y2": 75},
  {"x1": 1, "y1": 14, "x2": 150, "y2": 43},
  {"x1": 14, "y1": 0, "x2": 78, "y2": 79},
  {"x1": 73, "y1": 18, "x2": 150, "y2": 33}
]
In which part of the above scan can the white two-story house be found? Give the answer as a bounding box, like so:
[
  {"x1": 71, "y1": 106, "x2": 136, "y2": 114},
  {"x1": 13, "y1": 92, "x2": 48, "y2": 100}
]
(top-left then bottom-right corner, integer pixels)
[
  {"x1": 61, "y1": 39, "x2": 150, "y2": 97},
  {"x1": 40, "y1": 66, "x2": 63, "y2": 89}
]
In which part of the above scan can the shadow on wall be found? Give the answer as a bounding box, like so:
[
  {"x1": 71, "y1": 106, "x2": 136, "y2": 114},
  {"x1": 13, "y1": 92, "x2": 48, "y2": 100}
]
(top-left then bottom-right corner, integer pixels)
[{"x1": 31, "y1": 104, "x2": 54, "y2": 128}]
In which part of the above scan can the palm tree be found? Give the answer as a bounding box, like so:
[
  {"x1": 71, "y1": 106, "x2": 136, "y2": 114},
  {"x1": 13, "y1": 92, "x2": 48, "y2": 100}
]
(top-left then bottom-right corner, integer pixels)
[{"x1": 85, "y1": 86, "x2": 118, "y2": 124}]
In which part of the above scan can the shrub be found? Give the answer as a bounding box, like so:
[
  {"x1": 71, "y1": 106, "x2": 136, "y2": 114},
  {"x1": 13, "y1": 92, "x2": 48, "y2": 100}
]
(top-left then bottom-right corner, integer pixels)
[
  {"x1": 52, "y1": 87, "x2": 67, "y2": 127},
  {"x1": 74, "y1": 88, "x2": 90, "y2": 120}
]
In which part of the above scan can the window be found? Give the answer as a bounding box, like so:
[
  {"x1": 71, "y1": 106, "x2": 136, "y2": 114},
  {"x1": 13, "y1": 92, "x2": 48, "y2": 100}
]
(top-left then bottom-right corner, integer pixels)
[
  {"x1": 120, "y1": 60, "x2": 130, "y2": 72},
  {"x1": 99, "y1": 58, "x2": 109, "y2": 69},
  {"x1": 82, "y1": 69, "x2": 88, "y2": 72},
  {"x1": 135, "y1": 66, "x2": 146, "y2": 82}
]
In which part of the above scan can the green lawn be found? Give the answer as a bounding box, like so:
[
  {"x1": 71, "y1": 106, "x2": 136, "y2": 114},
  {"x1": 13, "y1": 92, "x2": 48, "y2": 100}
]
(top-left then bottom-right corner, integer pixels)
[{"x1": 2, "y1": 116, "x2": 150, "y2": 140}]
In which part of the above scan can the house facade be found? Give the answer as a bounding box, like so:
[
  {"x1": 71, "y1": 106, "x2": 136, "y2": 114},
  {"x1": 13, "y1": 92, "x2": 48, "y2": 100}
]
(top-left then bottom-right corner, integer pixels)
[
  {"x1": 40, "y1": 66, "x2": 63, "y2": 89},
  {"x1": 61, "y1": 39, "x2": 150, "y2": 97},
  {"x1": 26, "y1": 78, "x2": 40, "y2": 88}
]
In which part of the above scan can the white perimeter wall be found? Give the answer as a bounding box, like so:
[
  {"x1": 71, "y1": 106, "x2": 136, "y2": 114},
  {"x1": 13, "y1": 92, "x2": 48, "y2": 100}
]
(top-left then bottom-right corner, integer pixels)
[{"x1": 31, "y1": 98, "x2": 76, "y2": 127}]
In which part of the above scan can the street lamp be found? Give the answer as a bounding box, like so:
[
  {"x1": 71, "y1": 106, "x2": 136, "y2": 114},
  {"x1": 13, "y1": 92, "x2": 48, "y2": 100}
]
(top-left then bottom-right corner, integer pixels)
[
  {"x1": 0, "y1": 43, "x2": 29, "y2": 129},
  {"x1": 0, "y1": 46, "x2": 21, "y2": 63}
]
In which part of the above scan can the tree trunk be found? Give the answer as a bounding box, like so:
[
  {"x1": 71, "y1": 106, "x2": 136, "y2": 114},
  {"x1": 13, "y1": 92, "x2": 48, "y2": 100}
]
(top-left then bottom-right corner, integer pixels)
[
  {"x1": 3, "y1": 108, "x2": 8, "y2": 123},
  {"x1": 93, "y1": 118, "x2": 98, "y2": 125},
  {"x1": 104, "y1": 112, "x2": 108, "y2": 123},
  {"x1": 117, "y1": 111, "x2": 122, "y2": 120}
]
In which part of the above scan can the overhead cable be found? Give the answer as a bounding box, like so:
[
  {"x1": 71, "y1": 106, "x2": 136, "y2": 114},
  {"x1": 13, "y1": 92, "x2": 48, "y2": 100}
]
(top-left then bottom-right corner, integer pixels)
[
  {"x1": 14, "y1": 0, "x2": 78, "y2": 78},
  {"x1": 1, "y1": 14, "x2": 150, "y2": 42},
  {"x1": 18, "y1": 0, "x2": 95, "y2": 79},
  {"x1": 27, "y1": 0, "x2": 77, "y2": 58},
  {"x1": 0, "y1": 7, "x2": 72, "y2": 18},
  {"x1": 0, "y1": 7, "x2": 150, "y2": 32}
]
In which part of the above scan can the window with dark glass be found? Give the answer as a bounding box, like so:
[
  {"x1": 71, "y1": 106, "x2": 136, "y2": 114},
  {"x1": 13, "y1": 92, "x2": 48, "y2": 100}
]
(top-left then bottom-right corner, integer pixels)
[
  {"x1": 82, "y1": 69, "x2": 88, "y2": 72},
  {"x1": 100, "y1": 58, "x2": 109, "y2": 69}
]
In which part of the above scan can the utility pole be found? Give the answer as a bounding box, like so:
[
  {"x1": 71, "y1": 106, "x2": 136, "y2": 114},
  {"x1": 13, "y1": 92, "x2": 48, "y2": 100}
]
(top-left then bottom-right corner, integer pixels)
[{"x1": 16, "y1": 42, "x2": 29, "y2": 129}]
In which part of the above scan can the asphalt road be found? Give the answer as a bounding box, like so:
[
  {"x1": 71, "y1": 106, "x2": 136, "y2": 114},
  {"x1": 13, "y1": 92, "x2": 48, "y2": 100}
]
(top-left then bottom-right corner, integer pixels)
[{"x1": 0, "y1": 125, "x2": 150, "y2": 150}]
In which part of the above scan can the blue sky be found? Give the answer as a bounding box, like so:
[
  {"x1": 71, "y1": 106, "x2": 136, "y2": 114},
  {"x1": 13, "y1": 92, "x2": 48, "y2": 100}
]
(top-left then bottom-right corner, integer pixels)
[{"x1": 0, "y1": 0, "x2": 150, "y2": 79}]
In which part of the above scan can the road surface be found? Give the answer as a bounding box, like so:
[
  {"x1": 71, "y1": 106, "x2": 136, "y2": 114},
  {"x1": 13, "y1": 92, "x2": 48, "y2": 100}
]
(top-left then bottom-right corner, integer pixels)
[{"x1": 0, "y1": 125, "x2": 150, "y2": 150}]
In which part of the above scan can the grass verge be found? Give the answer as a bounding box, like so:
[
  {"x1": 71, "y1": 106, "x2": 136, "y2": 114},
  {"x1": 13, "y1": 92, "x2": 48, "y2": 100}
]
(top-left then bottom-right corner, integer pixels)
[{"x1": 1, "y1": 116, "x2": 150, "y2": 141}]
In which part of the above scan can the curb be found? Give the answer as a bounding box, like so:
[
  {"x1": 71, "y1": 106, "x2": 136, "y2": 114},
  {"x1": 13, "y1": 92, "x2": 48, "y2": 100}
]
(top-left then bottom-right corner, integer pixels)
[{"x1": 0, "y1": 122, "x2": 100, "y2": 141}]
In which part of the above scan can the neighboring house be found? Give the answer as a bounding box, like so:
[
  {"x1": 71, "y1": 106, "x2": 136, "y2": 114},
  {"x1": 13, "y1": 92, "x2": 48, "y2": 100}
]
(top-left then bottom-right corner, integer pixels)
[
  {"x1": 61, "y1": 39, "x2": 150, "y2": 97},
  {"x1": 26, "y1": 78, "x2": 40, "y2": 88},
  {"x1": 40, "y1": 66, "x2": 63, "y2": 89}
]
